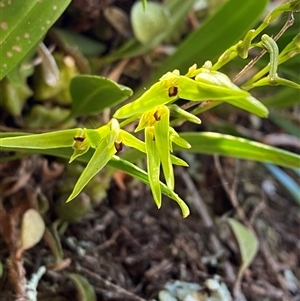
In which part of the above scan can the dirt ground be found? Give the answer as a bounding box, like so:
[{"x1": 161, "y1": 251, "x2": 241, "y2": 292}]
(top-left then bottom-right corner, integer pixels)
[{"x1": 0, "y1": 153, "x2": 299, "y2": 301}]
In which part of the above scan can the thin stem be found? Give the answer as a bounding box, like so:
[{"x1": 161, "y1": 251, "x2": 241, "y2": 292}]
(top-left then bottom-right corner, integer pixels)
[{"x1": 233, "y1": 12, "x2": 294, "y2": 84}]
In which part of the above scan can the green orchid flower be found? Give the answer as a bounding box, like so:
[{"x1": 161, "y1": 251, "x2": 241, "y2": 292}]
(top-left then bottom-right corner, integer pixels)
[
  {"x1": 67, "y1": 119, "x2": 121, "y2": 202},
  {"x1": 134, "y1": 105, "x2": 190, "y2": 207},
  {"x1": 114, "y1": 70, "x2": 180, "y2": 119},
  {"x1": 179, "y1": 63, "x2": 269, "y2": 117}
]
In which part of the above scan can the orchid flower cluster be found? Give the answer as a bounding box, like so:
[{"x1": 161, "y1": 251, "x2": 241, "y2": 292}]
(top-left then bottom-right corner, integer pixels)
[{"x1": 68, "y1": 63, "x2": 268, "y2": 217}]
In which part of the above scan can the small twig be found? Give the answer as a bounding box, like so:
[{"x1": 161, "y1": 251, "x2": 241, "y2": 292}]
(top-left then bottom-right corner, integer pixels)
[
  {"x1": 178, "y1": 167, "x2": 236, "y2": 283},
  {"x1": 233, "y1": 12, "x2": 294, "y2": 83},
  {"x1": 259, "y1": 239, "x2": 290, "y2": 296},
  {"x1": 94, "y1": 229, "x2": 122, "y2": 251},
  {"x1": 213, "y1": 155, "x2": 252, "y2": 229},
  {"x1": 26, "y1": 266, "x2": 46, "y2": 301},
  {"x1": 81, "y1": 267, "x2": 147, "y2": 301}
]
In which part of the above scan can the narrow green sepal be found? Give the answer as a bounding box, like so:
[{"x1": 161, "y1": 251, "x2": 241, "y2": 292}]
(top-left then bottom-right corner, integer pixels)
[
  {"x1": 170, "y1": 127, "x2": 191, "y2": 149},
  {"x1": 169, "y1": 104, "x2": 201, "y2": 124},
  {"x1": 171, "y1": 155, "x2": 189, "y2": 167},
  {"x1": 145, "y1": 127, "x2": 162, "y2": 208},
  {"x1": 154, "y1": 107, "x2": 174, "y2": 190},
  {"x1": 120, "y1": 129, "x2": 146, "y2": 153},
  {"x1": 67, "y1": 129, "x2": 119, "y2": 202}
]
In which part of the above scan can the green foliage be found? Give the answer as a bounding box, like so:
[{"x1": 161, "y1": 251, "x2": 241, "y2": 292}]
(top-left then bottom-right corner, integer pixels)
[
  {"x1": 227, "y1": 218, "x2": 259, "y2": 282},
  {"x1": 69, "y1": 75, "x2": 133, "y2": 119},
  {"x1": 131, "y1": 1, "x2": 170, "y2": 44},
  {"x1": 0, "y1": 0, "x2": 71, "y2": 79},
  {"x1": 177, "y1": 132, "x2": 300, "y2": 169},
  {"x1": 0, "y1": 0, "x2": 299, "y2": 218}
]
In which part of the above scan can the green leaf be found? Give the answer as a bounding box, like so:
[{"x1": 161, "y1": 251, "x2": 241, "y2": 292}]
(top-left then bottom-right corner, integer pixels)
[
  {"x1": 177, "y1": 132, "x2": 300, "y2": 169},
  {"x1": 131, "y1": 1, "x2": 170, "y2": 44},
  {"x1": 0, "y1": 129, "x2": 80, "y2": 149},
  {"x1": 145, "y1": 127, "x2": 162, "y2": 208},
  {"x1": 70, "y1": 75, "x2": 133, "y2": 118},
  {"x1": 51, "y1": 28, "x2": 105, "y2": 56},
  {"x1": 68, "y1": 274, "x2": 96, "y2": 301},
  {"x1": 0, "y1": 0, "x2": 71, "y2": 79},
  {"x1": 227, "y1": 218, "x2": 259, "y2": 281}
]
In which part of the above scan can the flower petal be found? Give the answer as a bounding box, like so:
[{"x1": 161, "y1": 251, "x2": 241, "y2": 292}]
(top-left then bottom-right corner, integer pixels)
[{"x1": 145, "y1": 127, "x2": 162, "y2": 208}]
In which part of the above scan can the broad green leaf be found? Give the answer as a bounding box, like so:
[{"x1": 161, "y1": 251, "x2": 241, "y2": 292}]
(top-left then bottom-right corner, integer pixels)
[
  {"x1": 70, "y1": 75, "x2": 133, "y2": 118},
  {"x1": 51, "y1": 28, "x2": 105, "y2": 56},
  {"x1": 0, "y1": 0, "x2": 71, "y2": 79},
  {"x1": 227, "y1": 218, "x2": 259, "y2": 281},
  {"x1": 68, "y1": 274, "x2": 96, "y2": 301},
  {"x1": 20, "y1": 209, "x2": 45, "y2": 253},
  {"x1": 177, "y1": 132, "x2": 300, "y2": 169},
  {"x1": 154, "y1": 107, "x2": 174, "y2": 190},
  {"x1": 67, "y1": 133, "x2": 117, "y2": 202},
  {"x1": 145, "y1": 127, "x2": 162, "y2": 208},
  {"x1": 0, "y1": 129, "x2": 80, "y2": 149},
  {"x1": 131, "y1": 1, "x2": 170, "y2": 44}
]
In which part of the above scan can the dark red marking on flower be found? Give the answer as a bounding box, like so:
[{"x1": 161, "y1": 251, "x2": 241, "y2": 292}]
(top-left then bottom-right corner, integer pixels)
[
  {"x1": 114, "y1": 142, "x2": 123, "y2": 153},
  {"x1": 154, "y1": 110, "x2": 161, "y2": 121},
  {"x1": 168, "y1": 86, "x2": 178, "y2": 97},
  {"x1": 73, "y1": 136, "x2": 85, "y2": 142}
]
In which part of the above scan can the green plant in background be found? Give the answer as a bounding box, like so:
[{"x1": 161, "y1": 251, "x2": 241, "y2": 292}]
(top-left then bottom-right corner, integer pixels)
[{"x1": 1, "y1": 0, "x2": 300, "y2": 217}]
